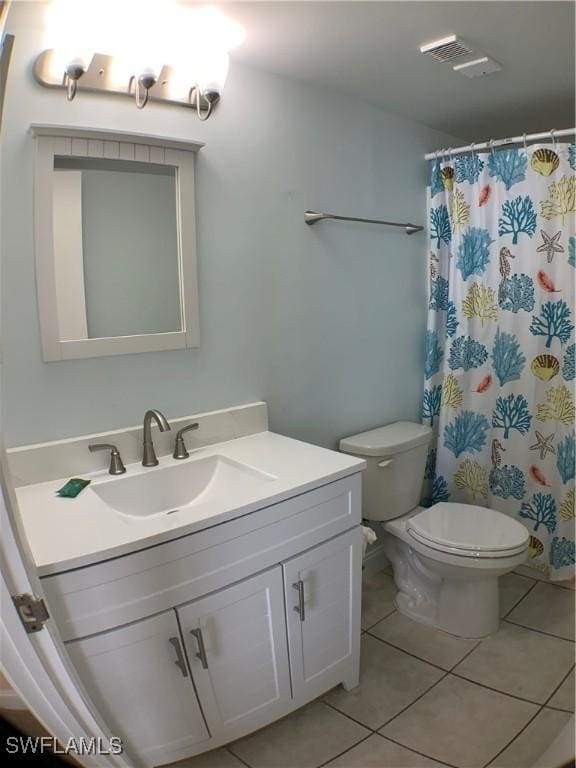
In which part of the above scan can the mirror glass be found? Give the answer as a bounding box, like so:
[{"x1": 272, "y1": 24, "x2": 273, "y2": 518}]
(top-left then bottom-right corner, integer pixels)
[{"x1": 52, "y1": 157, "x2": 182, "y2": 340}]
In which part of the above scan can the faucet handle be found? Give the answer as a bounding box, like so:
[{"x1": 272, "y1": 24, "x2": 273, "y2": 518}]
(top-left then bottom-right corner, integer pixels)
[
  {"x1": 173, "y1": 423, "x2": 199, "y2": 460},
  {"x1": 89, "y1": 443, "x2": 126, "y2": 475}
]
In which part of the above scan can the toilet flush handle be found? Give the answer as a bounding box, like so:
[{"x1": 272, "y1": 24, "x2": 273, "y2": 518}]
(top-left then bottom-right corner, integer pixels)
[{"x1": 378, "y1": 459, "x2": 394, "y2": 468}]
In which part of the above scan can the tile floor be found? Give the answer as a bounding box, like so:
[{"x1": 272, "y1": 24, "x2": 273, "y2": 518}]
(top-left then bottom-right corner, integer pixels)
[{"x1": 169, "y1": 568, "x2": 575, "y2": 768}]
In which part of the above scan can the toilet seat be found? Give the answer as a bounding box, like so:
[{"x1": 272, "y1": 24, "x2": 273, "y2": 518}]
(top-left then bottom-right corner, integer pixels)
[{"x1": 407, "y1": 502, "x2": 529, "y2": 559}]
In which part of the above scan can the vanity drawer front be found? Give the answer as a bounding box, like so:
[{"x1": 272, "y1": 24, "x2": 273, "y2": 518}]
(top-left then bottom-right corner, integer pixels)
[{"x1": 42, "y1": 474, "x2": 361, "y2": 640}]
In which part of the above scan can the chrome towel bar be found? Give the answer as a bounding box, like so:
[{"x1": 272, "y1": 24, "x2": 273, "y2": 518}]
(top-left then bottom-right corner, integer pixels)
[{"x1": 304, "y1": 210, "x2": 423, "y2": 235}]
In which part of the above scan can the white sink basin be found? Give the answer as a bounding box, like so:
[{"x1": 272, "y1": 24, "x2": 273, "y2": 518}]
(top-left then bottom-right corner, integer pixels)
[{"x1": 91, "y1": 455, "x2": 276, "y2": 518}]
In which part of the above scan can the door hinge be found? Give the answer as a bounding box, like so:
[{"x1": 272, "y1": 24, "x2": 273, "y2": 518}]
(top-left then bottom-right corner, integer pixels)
[{"x1": 12, "y1": 593, "x2": 50, "y2": 633}]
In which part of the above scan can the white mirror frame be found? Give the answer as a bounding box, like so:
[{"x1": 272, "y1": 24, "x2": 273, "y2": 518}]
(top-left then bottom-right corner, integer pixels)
[{"x1": 31, "y1": 125, "x2": 203, "y2": 361}]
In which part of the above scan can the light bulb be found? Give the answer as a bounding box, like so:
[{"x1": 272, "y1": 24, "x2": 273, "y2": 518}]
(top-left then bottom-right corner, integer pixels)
[{"x1": 195, "y1": 49, "x2": 229, "y2": 96}]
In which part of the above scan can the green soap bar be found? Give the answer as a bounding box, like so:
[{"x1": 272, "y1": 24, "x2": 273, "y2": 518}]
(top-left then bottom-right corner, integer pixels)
[{"x1": 56, "y1": 478, "x2": 91, "y2": 498}]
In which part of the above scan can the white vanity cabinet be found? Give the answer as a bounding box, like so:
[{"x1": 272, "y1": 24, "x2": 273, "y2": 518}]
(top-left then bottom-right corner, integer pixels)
[
  {"x1": 66, "y1": 612, "x2": 211, "y2": 767},
  {"x1": 40, "y1": 473, "x2": 363, "y2": 767},
  {"x1": 284, "y1": 530, "x2": 362, "y2": 702},
  {"x1": 177, "y1": 566, "x2": 292, "y2": 741}
]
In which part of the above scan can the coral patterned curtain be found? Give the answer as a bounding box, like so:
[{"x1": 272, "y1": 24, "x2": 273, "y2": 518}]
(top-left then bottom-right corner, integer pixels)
[{"x1": 423, "y1": 142, "x2": 575, "y2": 582}]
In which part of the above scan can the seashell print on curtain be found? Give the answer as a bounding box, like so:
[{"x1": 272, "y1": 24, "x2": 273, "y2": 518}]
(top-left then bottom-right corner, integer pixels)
[{"x1": 423, "y1": 142, "x2": 575, "y2": 582}]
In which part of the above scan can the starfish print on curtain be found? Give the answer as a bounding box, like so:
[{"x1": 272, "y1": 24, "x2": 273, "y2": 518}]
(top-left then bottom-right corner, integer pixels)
[
  {"x1": 536, "y1": 230, "x2": 564, "y2": 262},
  {"x1": 529, "y1": 431, "x2": 557, "y2": 460}
]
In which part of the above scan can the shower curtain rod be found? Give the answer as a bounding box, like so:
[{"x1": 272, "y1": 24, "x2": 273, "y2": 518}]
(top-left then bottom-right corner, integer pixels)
[{"x1": 424, "y1": 127, "x2": 576, "y2": 160}]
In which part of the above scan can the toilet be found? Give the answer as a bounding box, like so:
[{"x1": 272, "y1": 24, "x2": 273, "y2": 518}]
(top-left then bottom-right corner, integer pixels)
[{"x1": 340, "y1": 421, "x2": 529, "y2": 638}]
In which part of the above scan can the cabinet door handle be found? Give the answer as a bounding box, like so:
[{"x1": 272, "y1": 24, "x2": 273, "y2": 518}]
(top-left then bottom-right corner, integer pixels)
[
  {"x1": 168, "y1": 636, "x2": 188, "y2": 677},
  {"x1": 190, "y1": 627, "x2": 209, "y2": 670},
  {"x1": 292, "y1": 580, "x2": 305, "y2": 622}
]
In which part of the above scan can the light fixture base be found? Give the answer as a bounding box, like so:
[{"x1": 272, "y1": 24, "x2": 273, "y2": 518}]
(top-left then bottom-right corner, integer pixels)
[{"x1": 34, "y1": 50, "x2": 215, "y2": 116}]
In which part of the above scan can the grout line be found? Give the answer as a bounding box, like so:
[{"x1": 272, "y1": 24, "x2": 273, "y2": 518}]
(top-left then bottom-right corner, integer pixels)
[
  {"x1": 545, "y1": 703, "x2": 576, "y2": 714},
  {"x1": 367, "y1": 633, "x2": 483, "y2": 734},
  {"x1": 503, "y1": 618, "x2": 575, "y2": 643},
  {"x1": 449, "y1": 671, "x2": 546, "y2": 707},
  {"x1": 325, "y1": 637, "x2": 482, "y2": 755},
  {"x1": 322, "y1": 699, "x2": 376, "y2": 733},
  {"x1": 225, "y1": 746, "x2": 252, "y2": 768},
  {"x1": 367, "y1": 628, "x2": 481, "y2": 674},
  {"x1": 448, "y1": 639, "x2": 484, "y2": 670},
  {"x1": 316, "y1": 732, "x2": 373, "y2": 768},
  {"x1": 483, "y1": 704, "x2": 544, "y2": 768},
  {"x1": 450, "y1": 672, "x2": 544, "y2": 707},
  {"x1": 365, "y1": 632, "x2": 449, "y2": 673},
  {"x1": 539, "y1": 580, "x2": 576, "y2": 592},
  {"x1": 362, "y1": 607, "x2": 397, "y2": 632},
  {"x1": 510, "y1": 575, "x2": 575, "y2": 595},
  {"x1": 376, "y1": 670, "x2": 451, "y2": 732},
  {"x1": 375, "y1": 732, "x2": 462, "y2": 768},
  {"x1": 543, "y1": 663, "x2": 575, "y2": 708},
  {"x1": 441, "y1": 639, "x2": 485, "y2": 680},
  {"x1": 501, "y1": 579, "x2": 538, "y2": 618}
]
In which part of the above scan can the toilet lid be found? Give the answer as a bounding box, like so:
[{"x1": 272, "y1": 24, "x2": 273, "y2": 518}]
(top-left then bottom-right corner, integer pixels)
[{"x1": 408, "y1": 502, "x2": 529, "y2": 554}]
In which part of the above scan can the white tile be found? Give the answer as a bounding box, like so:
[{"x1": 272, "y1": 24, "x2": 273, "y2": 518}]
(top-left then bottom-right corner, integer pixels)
[
  {"x1": 499, "y1": 573, "x2": 535, "y2": 617},
  {"x1": 515, "y1": 565, "x2": 574, "y2": 589},
  {"x1": 361, "y1": 570, "x2": 397, "y2": 629},
  {"x1": 507, "y1": 582, "x2": 575, "y2": 641},
  {"x1": 455, "y1": 622, "x2": 575, "y2": 703},
  {"x1": 369, "y1": 611, "x2": 478, "y2": 670},
  {"x1": 325, "y1": 634, "x2": 444, "y2": 729},
  {"x1": 488, "y1": 708, "x2": 572, "y2": 768},
  {"x1": 380, "y1": 675, "x2": 539, "y2": 768},
  {"x1": 326, "y1": 733, "x2": 448, "y2": 767},
  {"x1": 547, "y1": 668, "x2": 575, "y2": 712},
  {"x1": 162, "y1": 747, "x2": 246, "y2": 768},
  {"x1": 229, "y1": 701, "x2": 369, "y2": 768}
]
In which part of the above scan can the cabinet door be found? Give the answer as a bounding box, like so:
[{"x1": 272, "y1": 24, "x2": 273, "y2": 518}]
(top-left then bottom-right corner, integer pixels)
[
  {"x1": 283, "y1": 529, "x2": 362, "y2": 702},
  {"x1": 67, "y1": 611, "x2": 210, "y2": 767},
  {"x1": 178, "y1": 566, "x2": 291, "y2": 741}
]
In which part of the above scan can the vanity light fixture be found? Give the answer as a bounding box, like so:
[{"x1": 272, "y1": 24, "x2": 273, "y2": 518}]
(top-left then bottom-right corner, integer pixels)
[
  {"x1": 35, "y1": 1, "x2": 245, "y2": 119},
  {"x1": 130, "y1": 69, "x2": 159, "y2": 110},
  {"x1": 189, "y1": 86, "x2": 218, "y2": 121}
]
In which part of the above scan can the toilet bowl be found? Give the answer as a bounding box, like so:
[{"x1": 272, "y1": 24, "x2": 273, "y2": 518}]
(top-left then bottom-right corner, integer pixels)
[{"x1": 340, "y1": 422, "x2": 529, "y2": 638}]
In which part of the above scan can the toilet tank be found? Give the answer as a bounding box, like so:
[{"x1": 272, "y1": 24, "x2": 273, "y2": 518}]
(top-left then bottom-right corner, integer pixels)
[{"x1": 339, "y1": 422, "x2": 432, "y2": 521}]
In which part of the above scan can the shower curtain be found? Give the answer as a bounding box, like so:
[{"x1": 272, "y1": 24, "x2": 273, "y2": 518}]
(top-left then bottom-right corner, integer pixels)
[{"x1": 423, "y1": 142, "x2": 575, "y2": 581}]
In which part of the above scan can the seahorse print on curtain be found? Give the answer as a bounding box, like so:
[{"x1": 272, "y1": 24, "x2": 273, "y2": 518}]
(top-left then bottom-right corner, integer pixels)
[{"x1": 423, "y1": 143, "x2": 575, "y2": 581}]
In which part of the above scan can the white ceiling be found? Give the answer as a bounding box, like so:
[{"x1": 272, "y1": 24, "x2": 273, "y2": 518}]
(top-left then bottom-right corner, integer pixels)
[{"x1": 220, "y1": 1, "x2": 575, "y2": 141}]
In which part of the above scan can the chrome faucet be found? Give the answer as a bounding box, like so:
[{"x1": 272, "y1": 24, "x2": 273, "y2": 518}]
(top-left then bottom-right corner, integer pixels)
[
  {"x1": 89, "y1": 443, "x2": 126, "y2": 475},
  {"x1": 142, "y1": 409, "x2": 171, "y2": 467},
  {"x1": 173, "y1": 423, "x2": 199, "y2": 459}
]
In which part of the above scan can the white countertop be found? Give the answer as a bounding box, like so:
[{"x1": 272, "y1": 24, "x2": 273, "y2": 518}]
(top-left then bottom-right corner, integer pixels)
[{"x1": 15, "y1": 431, "x2": 365, "y2": 576}]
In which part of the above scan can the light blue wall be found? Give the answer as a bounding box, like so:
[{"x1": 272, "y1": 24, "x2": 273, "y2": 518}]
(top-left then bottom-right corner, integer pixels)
[{"x1": 1, "y1": 2, "x2": 459, "y2": 448}]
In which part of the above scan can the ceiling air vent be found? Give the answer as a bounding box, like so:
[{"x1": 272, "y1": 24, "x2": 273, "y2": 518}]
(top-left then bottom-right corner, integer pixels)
[
  {"x1": 453, "y1": 56, "x2": 502, "y2": 78},
  {"x1": 419, "y1": 34, "x2": 472, "y2": 62}
]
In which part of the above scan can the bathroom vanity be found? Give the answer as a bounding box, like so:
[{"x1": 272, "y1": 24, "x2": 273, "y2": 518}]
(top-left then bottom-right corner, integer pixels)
[{"x1": 11, "y1": 408, "x2": 365, "y2": 767}]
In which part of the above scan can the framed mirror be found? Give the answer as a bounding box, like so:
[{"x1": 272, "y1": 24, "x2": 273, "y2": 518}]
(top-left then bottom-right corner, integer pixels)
[{"x1": 32, "y1": 126, "x2": 202, "y2": 360}]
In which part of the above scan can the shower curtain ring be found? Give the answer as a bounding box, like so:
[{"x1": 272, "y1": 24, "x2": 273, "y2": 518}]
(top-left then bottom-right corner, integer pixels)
[
  {"x1": 470, "y1": 142, "x2": 475, "y2": 158},
  {"x1": 489, "y1": 139, "x2": 495, "y2": 157},
  {"x1": 522, "y1": 133, "x2": 528, "y2": 150},
  {"x1": 550, "y1": 128, "x2": 557, "y2": 147}
]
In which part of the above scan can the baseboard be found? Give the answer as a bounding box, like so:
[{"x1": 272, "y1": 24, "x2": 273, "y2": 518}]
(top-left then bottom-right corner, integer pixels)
[{"x1": 362, "y1": 542, "x2": 391, "y2": 576}]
